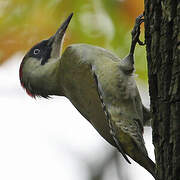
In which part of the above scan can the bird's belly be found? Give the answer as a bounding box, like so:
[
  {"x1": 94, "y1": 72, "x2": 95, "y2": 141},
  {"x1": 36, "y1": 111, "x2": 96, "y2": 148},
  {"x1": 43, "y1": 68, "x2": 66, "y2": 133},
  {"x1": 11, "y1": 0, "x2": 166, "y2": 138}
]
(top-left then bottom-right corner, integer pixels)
[{"x1": 62, "y1": 64, "x2": 116, "y2": 147}]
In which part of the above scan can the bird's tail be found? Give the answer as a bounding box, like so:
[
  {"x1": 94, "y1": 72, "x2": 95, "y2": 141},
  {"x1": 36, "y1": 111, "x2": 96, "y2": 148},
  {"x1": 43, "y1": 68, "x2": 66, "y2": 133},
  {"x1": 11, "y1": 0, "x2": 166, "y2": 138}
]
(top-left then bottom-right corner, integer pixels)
[
  {"x1": 126, "y1": 147, "x2": 157, "y2": 179},
  {"x1": 139, "y1": 154, "x2": 157, "y2": 179}
]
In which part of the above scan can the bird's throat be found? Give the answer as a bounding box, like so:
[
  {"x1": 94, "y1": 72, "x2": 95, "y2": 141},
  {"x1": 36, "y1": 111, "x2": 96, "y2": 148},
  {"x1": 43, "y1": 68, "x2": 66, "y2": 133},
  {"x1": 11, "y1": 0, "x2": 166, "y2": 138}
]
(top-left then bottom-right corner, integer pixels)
[{"x1": 21, "y1": 58, "x2": 64, "y2": 98}]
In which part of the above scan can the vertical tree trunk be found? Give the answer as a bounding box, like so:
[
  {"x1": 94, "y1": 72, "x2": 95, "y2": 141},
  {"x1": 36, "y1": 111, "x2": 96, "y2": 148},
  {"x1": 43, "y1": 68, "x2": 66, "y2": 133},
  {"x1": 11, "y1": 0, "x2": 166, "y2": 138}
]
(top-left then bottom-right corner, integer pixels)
[{"x1": 144, "y1": 0, "x2": 180, "y2": 179}]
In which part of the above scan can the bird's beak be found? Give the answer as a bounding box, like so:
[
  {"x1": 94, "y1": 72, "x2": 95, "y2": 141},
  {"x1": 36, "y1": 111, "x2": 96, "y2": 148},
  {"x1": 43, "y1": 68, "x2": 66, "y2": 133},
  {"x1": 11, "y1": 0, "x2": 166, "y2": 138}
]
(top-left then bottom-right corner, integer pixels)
[{"x1": 49, "y1": 13, "x2": 73, "y2": 58}]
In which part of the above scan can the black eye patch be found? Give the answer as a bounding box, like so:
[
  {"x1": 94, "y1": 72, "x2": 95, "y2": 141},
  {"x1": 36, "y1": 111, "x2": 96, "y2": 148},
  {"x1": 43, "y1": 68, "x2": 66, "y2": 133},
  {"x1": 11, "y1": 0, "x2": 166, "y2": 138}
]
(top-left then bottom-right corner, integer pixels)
[{"x1": 27, "y1": 40, "x2": 52, "y2": 65}]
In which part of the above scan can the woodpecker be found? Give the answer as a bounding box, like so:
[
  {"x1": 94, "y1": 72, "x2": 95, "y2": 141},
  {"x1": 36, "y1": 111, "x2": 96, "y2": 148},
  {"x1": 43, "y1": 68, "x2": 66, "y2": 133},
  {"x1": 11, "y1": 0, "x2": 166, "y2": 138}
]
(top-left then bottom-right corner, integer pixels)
[{"x1": 19, "y1": 13, "x2": 156, "y2": 178}]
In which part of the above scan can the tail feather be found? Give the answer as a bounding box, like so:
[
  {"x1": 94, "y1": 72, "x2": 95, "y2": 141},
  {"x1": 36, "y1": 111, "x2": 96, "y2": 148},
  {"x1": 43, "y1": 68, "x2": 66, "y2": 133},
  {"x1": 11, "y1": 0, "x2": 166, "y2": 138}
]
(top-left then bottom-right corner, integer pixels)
[{"x1": 131, "y1": 150, "x2": 157, "y2": 179}]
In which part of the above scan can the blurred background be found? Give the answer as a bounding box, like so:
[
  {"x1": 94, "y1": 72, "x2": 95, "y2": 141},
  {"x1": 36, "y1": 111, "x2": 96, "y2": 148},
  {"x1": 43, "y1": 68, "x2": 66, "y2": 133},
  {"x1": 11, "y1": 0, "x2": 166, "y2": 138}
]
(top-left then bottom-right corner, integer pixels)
[{"x1": 0, "y1": 0, "x2": 154, "y2": 180}]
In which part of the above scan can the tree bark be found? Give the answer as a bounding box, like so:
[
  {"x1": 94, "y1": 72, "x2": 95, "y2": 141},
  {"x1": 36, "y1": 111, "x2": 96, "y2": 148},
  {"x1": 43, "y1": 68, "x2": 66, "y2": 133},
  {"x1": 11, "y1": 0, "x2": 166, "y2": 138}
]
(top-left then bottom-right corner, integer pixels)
[{"x1": 144, "y1": 0, "x2": 180, "y2": 179}]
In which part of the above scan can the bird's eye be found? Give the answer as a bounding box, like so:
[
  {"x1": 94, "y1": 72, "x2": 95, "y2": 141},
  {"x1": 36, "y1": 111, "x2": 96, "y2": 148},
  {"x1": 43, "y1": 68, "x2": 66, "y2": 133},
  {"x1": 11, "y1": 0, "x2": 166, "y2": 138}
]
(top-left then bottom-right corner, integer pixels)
[{"x1": 34, "y1": 49, "x2": 40, "y2": 55}]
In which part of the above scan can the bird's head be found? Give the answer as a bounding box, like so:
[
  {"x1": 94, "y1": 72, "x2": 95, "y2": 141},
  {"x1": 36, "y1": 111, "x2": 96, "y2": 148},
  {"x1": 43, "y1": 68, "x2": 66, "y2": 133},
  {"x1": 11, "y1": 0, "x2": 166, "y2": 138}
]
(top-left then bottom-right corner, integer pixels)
[{"x1": 19, "y1": 13, "x2": 73, "y2": 98}]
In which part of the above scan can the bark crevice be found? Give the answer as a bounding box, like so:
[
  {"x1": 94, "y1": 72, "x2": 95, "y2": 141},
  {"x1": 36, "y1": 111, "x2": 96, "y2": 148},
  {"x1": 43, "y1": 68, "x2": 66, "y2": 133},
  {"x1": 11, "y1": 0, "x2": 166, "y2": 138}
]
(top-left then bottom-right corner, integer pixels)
[{"x1": 144, "y1": 0, "x2": 179, "y2": 179}]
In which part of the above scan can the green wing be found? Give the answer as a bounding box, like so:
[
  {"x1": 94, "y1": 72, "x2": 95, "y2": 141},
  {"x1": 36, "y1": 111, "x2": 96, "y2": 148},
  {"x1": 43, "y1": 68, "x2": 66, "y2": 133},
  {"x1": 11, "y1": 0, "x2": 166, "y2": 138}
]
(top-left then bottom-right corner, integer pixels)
[
  {"x1": 89, "y1": 49, "x2": 149, "y2": 159},
  {"x1": 60, "y1": 43, "x2": 148, "y2": 161}
]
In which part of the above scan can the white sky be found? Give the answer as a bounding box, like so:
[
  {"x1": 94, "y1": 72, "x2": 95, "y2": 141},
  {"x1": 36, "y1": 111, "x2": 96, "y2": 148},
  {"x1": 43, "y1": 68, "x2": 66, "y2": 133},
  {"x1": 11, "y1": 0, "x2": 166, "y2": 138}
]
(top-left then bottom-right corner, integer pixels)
[{"x1": 0, "y1": 53, "x2": 154, "y2": 180}]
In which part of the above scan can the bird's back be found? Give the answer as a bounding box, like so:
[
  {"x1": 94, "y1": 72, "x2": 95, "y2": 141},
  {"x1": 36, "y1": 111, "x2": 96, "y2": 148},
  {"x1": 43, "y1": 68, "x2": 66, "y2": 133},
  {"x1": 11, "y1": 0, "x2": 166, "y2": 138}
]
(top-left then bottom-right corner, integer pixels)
[{"x1": 59, "y1": 44, "x2": 144, "y2": 148}]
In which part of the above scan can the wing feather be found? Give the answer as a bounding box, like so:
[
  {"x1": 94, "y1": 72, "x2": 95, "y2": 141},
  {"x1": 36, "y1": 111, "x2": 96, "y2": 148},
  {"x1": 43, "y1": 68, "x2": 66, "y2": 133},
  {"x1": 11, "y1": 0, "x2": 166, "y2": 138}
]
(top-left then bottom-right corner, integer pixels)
[{"x1": 91, "y1": 57, "x2": 148, "y2": 160}]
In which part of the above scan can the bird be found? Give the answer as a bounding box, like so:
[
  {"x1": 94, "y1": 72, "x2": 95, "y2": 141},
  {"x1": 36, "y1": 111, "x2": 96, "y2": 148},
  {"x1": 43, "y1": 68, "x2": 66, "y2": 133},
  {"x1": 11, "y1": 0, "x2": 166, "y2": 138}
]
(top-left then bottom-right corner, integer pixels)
[{"x1": 19, "y1": 13, "x2": 156, "y2": 178}]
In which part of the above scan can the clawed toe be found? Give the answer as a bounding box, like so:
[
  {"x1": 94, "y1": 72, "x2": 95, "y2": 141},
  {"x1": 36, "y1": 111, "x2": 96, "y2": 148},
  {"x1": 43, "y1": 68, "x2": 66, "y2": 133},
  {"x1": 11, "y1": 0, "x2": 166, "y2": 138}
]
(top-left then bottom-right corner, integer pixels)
[
  {"x1": 129, "y1": 13, "x2": 145, "y2": 56},
  {"x1": 131, "y1": 14, "x2": 145, "y2": 46},
  {"x1": 138, "y1": 39, "x2": 145, "y2": 46}
]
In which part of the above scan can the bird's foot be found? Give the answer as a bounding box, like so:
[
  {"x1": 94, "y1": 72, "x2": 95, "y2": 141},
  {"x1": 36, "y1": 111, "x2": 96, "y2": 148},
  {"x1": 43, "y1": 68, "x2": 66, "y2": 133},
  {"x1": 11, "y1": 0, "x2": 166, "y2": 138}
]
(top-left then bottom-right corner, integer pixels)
[
  {"x1": 131, "y1": 13, "x2": 145, "y2": 46},
  {"x1": 129, "y1": 13, "x2": 145, "y2": 55}
]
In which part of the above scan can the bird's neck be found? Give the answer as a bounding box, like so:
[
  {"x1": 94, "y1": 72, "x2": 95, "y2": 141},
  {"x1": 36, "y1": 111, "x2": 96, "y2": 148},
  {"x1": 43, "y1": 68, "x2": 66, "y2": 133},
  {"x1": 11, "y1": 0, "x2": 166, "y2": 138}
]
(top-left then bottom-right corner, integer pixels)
[
  {"x1": 25, "y1": 58, "x2": 64, "y2": 97},
  {"x1": 42, "y1": 59, "x2": 64, "y2": 97}
]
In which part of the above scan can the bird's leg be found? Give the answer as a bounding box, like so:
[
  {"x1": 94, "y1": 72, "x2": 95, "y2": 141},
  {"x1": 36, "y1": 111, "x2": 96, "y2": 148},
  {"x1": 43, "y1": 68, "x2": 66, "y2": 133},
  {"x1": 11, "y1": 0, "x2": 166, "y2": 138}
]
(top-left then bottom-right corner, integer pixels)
[
  {"x1": 121, "y1": 13, "x2": 145, "y2": 73},
  {"x1": 129, "y1": 13, "x2": 145, "y2": 56}
]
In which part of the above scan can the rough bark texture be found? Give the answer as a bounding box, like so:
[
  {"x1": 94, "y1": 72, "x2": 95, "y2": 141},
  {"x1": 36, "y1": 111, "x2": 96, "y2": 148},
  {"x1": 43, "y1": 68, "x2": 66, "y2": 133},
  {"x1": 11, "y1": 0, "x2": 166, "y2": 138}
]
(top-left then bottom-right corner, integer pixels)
[{"x1": 144, "y1": 0, "x2": 180, "y2": 180}]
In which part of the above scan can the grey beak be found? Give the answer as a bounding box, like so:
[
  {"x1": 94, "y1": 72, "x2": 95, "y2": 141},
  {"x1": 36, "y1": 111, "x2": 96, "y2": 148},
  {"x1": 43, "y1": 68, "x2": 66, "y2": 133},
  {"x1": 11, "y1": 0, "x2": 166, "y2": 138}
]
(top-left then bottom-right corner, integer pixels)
[{"x1": 49, "y1": 13, "x2": 73, "y2": 58}]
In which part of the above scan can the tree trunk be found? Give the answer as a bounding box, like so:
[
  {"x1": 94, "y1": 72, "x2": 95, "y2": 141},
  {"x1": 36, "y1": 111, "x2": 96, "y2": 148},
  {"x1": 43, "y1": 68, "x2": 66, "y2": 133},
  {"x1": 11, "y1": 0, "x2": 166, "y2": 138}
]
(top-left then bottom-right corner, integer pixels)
[{"x1": 144, "y1": 0, "x2": 180, "y2": 180}]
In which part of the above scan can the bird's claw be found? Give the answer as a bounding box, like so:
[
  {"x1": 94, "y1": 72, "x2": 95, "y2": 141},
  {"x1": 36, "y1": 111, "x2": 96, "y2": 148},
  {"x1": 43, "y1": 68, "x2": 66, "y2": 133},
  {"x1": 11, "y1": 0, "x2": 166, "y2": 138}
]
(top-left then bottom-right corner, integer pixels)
[
  {"x1": 138, "y1": 39, "x2": 145, "y2": 46},
  {"x1": 131, "y1": 13, "x2": 145, "y2": 46}
]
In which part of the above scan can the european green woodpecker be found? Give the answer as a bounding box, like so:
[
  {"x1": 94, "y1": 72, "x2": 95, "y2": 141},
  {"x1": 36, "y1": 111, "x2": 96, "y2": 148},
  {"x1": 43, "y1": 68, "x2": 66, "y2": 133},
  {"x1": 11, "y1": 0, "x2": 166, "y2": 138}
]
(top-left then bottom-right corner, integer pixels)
[{"x1": 19, "y1": 13, "x2": 156, "y2": 178}]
